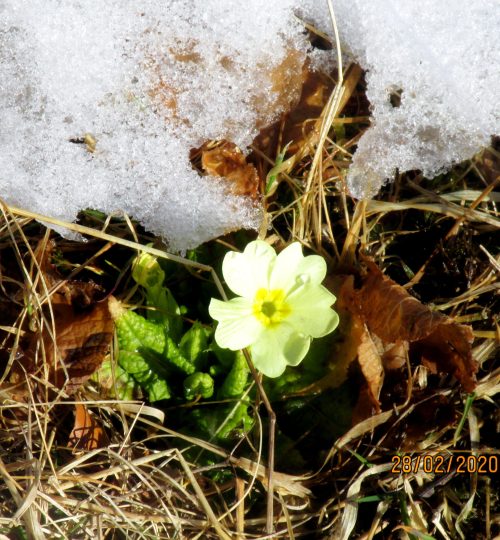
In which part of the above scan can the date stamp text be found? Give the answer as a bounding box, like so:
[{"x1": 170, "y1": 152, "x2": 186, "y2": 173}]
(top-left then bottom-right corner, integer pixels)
[{"x1": 391, "y1": 453, "x2": 498, "y2": 475}]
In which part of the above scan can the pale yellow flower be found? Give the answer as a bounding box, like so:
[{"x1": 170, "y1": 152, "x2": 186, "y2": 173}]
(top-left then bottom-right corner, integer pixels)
[{"x1": 209, "y1": 240, "x2": 339, "y2": 377}]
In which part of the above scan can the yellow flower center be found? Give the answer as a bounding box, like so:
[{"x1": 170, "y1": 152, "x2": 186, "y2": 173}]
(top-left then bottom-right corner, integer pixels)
[{"x1": 252, "y1": 288, "x2": 290, "y2": 327}]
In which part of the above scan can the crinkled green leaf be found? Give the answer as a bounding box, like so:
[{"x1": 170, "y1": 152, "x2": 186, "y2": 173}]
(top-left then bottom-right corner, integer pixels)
[
  {"x1": 146, "y1": 379, "x2": 171, "y2": 401},
  {"x1": 119, "y1": 350, "x2": 171, "y2": 401},
  {"x1": 219, "y1": 350, "x2": 249, "y2": 399},
  {"x1": 149, "y1": 286, "x2": 183, "y2": 341},
  {"x1": 184, "y1": 372, "x2": 214, "y2": 400},
  {"x1": 165, "y1": 336, "x2": 195, "y2": 375},
  {"x1": 209, "y1": 364, "x2": 225, "y2": 377},
  {"x1": 211, "y1": 341, "x2": 237, "y2": 369},
  {"x1": 184, "y1": 348, "x2": 254, "y2": 441},
  {"x1": 114, "y1": 308, "x2": 171, "y2": 401},
  {"x1": 115, "y1": 309, "x2": 165, "y2": 354},
  {"x1": 180, "y1": 322, "x2": 210, "y2": 370},
  {"x1": 190, "y1": 400, "x2": 253, "y2": 441}
]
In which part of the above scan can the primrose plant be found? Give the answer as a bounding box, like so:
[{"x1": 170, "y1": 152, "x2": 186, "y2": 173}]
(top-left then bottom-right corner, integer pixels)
[{"x1": 209, "y1": 240, "x2": 339, "y2": 377}]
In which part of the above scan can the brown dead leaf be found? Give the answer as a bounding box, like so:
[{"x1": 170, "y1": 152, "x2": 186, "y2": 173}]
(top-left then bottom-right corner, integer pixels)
[
  {"x1": 47, "y1": 300, "x2": 114, "y2": 395},
  {"x1": 355, "y1": 335, "x2": 409, "y2": 420},
  {"x1": 201, "y1": 141, "x2": 260, "y2": 198},
  {"x1": 10, "y1": 239, "x2": 114, "y2": 396},
  {"x1": 413, "y1": 322, "x2": 476, "y2": 392},
  {"x1": 36, "y1": 239, "x2": 113, "y2": 394},
  {"x1": 351, "y1": 384, "x2": 378, "y2": 427},
  {"x1": 382, "y1": 341, "x2": 408, "y2": 371},
  {"x1": 357, "y1": 326, "x2": 384, "y2": 413},
  {"x1": 12, "y1": 300, "x2": 114, "y2": 397},
  {"x1": 68, "y1": 403, "x2": 108, "y2": 450},
  {"x1": 327, "y1": 276, "x2": 366, "y2": 386},
  {"x1": 352, "y1": 259, "x2": 477, "y2": 392},
  {"x1": 33, "y1": 239, "x2": 103, "y2": 308},
  {"x1": 352, "y1": 260, "x2": 446, "y2": 342}
]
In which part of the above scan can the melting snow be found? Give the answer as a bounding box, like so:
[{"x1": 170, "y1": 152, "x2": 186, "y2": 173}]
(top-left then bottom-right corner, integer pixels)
[
  {"x1": 0, "y1": 0, "x2": 498, "y2": 249},
  {"x1": 333, "y1": 0, "x2": 499, "y2": 198},
  {"x1": 0, "y1": 0, "x2": 307, "y2": 250}
]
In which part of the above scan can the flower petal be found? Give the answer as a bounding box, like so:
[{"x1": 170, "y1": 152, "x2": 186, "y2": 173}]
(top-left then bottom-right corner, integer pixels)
[
  {"x1": 222, "y1": 240, "x2": 275, "y2": 298},
  {"x1": 209, "y1": 298, "x2": 262, "y2": 350},
  {"x1": 269, "y1": 242, "x2": 303, "y2": 292},
  {"x1": 295, "y1": 254, "x2": 327, "y2": 286},
  {"x1": 286, "y1": 284, "x2": 339, "y2": 338},
  {"x1": 270, "y1": 243, "x2": 327, "y2": 294},
  {"x1": 250, "y1": 323, "x2": 311, "y2": 377},
  {"x1": 282, "y1": 331, "x2": 311, "y2": 367}
]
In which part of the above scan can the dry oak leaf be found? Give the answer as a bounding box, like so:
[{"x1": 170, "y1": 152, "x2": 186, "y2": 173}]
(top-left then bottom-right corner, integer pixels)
[
  {"x1": 352, "y1": 260, "x2": 477, "y2": 392},
  {"x1": 32, "y1": 238, "x2": 114, "y2": 394},
  {"x1": 355, "y1": 331, "x2": 409, "y2": 417},
  {"x1": 201, "y1": 140, "x2": 260, "y2": 198}
]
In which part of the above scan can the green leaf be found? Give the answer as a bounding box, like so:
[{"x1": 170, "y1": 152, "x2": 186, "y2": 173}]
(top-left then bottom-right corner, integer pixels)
[
  {"x1": 114, "y1": 306, "x2": 171, "y2": 401},
  {"x1": 211, "y1": 341, "x2": 237, "y2": 369},
  {"x1": 454, "y1": 392, "x2": 476, "y2": 444},
  {"x1": 119, "y1": 350, "x2": 171, "y2": 401},
  {"x1": 184, "y1": 372, "x2": 214, "y2": 400},
  {"x1": 132, "y1": 252, "x2": 183, "y2": 341},
  {"x1": 189, "y1": 400, "x2": 254, "y2": 441},
  {"x1": 356, "y1": 495, "x2": 392, "y2": 503},
  {"x1": 115, "y1": 309, "x2": 165, "y2": 354},
  {"x1": 144, "y1": 376, "x2": 171, "y2": 402},
  {"x1": 92, "y1": 358, "x2": 136, "y2": 401},
  {"x1": 219, "y1": 350, "x2": 249, "y2": 399},
  {"x1": 148, "y1": 286, "x2": 183, "y2": 341},
  {"x1": 179, "y1": 322, "x2": 210, "y2": 370},
  {"x1": 165, "y1": 336, "x2": 196, "y2": 375},
  {"x1": 217, "y1": 401, "x2": 254, "y2": 439},
  {"x1": 265, "y1": 142, "x2": 293, "y2": 196}
]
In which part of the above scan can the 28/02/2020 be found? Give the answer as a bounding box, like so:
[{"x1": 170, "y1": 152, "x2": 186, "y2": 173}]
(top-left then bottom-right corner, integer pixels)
[{"x1": 391, "y1": 453, "x2": 498, "y2": 474}]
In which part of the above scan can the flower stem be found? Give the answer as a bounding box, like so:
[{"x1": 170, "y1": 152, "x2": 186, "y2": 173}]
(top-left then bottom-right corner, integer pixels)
[{"x1": 243, "y1": 348, "x2": 276, "y2": 535}]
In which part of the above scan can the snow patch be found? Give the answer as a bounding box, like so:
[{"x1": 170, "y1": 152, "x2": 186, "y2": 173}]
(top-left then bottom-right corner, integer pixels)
[
  {"x1": 0, "y1": 0, "x2": 306, "y2": 250},
  {"x1": 1, "y1": 0, "x2": 498, "y2": 249},
  {"x1": 332, "y1": 0, "x2": 499, "y2": 198}
]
